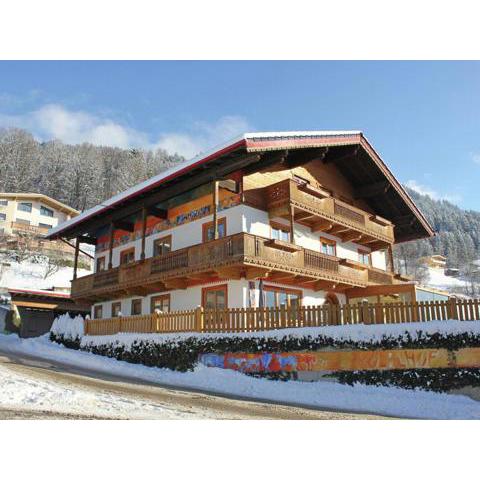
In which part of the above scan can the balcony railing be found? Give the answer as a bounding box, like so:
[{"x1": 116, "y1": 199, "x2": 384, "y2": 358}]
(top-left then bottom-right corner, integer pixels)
[
  {"x1": 263, "y1": 179, "x2": 395, "y2": 246},
  {"x1": 71, "y1": 232, "x2": 389, "y2": 301},
  {"x1": 10, "y1": 221, "x2": 50, "y2": 237}
]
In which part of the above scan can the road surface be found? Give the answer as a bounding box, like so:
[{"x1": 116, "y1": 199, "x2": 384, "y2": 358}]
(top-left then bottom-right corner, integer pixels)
[{"x1": 0, "y1": 348, "x2": 388, "y2": 419}]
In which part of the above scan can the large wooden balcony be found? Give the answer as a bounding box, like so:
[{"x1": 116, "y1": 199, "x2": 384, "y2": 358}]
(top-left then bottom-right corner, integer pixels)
[
  {"x1": 71, "y1": 232, "x2": 397, "y2": 303},
  {"x1": 261, "y1": 179, "x2": 395, "y2": 249}
]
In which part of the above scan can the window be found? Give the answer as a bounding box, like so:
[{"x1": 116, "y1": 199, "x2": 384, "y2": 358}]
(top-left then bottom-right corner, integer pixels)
[
  {"x1": 111, "y1": 302, "x2": 122, "y2": 317},
  {"x1": 15, "y1": 218, "x2": 30, "y2": 225},
  {"x1": 202, "y1": 284, "x2": 228, "y2": 309},
  {"x1": 320, "y1": 237, "x2": 336, "y2": 256},
  {"x1": 358, "y1": 249, "x2": 371, "y2": 266},
  {"x1": 153, "y1": 235, "x2": 172, "y2": 256},
  {"x1": 18, "y1": 202, "x2": 32, "y2": 213},
  {"x1": 264, "y1": 285, "x2": 302, "y2": 309},
  {"x1": 0, "y1": 200, "x2": 8, "y2": 206},
  {"x1": 39, "y1": 223, "x2": 52, "y2": 229},
  {"x1": 93, "y1": 305, "x2": 103, "y2": 319},
  {"x1": 96, "y1": 256, "x2": 106, "y2": 272},
  {"x1": 150, "y1": 294, "x2": 170, "y2": 313},
  {"x1": 202, "y1": 217, "x2": 226, "y2": 242},
  {"x1": 270, "y1": 222, "x2": 291, "y2": 242},
  {"x1": 120, "y1": 247, "x2": 135, "y2": 265},
  {"x1": 40, "y1": 205, "x2": 54, "y2": 217},
  {"x1": 131, "y1": 298, "x2": 142, "y2": 315},
  {"x1": 0, "y1": 213, "x2": 5, "y2": 222}
]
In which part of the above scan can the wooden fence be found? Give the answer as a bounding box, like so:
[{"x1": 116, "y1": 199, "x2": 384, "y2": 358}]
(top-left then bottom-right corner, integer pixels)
[{"x1": 84, "y1": 298, "x2": 480, "y2": 336}]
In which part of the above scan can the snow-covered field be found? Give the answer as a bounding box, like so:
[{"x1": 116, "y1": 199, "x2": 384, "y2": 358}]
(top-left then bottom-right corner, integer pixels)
[
  {"x1": 0, "y1": 254, "x2": 91, "y2": 291},
  {"x1": 426, "y1": 267, "x2": 467, "y2": 290},
  {"x1": 1, "y1": 333, "x2": 480, "y2": 419}
]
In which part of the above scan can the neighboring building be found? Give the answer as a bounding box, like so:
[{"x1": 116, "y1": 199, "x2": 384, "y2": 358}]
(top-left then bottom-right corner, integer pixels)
[
  {"x1": 2, "y1": 288, "x2": 89, "y2": 337},
  {"x1": 0, "y1": 193, "x2": 80, "y2": 257},
  {"x1": 347, "y1": 283, "x2": 450, "y2": 305},
  {"x1": 421, "y1": 254, "x2": 447, "y2": 270},
  {"x1": 46, "y1": 131, "x2": 435, "y2": 319}
]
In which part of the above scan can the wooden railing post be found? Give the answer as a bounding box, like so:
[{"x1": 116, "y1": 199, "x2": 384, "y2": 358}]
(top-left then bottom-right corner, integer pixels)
[
  {"x1": 195, "y1": 306, "x2": 204, "y2": 332},
  {"x1": 448, "y1": 297, "x2": 458, "y2": 320},
  {"x1": 84, "y1": 317, "x2": 89, "y2": 335},
  {"x1": 361, "y1": 301, "x2": 371, "y2": 325}
]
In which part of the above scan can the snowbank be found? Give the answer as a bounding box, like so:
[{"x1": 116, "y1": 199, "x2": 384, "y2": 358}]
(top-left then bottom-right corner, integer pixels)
[
  {"x1": 0, "y1": 333, "x2": 479, "y2": 419},
  {"x1": 51, "y1": 313, "x2": 85, "y2": 340}
]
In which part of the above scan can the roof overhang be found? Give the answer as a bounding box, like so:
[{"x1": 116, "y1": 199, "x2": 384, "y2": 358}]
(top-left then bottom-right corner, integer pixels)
[{"x1": 46, "y1": 131, "x2": 434, "y2": 243}]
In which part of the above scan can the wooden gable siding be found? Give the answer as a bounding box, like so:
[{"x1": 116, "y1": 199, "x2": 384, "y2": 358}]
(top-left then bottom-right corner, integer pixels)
[{"x1": 243, "y1": 159, "x2": 373, "y2": 214}]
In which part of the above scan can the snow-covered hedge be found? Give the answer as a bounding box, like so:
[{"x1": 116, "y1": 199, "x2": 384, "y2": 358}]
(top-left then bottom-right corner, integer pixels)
[
  {"x1": 49, "y1": 320, "x2": 480, "y2": 374},
  {"x1": 50, "y1": 314, "x2": 85, "y2": 348}
]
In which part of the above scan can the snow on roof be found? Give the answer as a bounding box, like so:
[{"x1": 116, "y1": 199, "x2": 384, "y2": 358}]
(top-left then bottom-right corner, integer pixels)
[
  {"x1": 8, "y1": 288, "x2": 71, "y2": 298},
  {"x1": 46, "y1": 131, "x2": 362, "y2": 239}
]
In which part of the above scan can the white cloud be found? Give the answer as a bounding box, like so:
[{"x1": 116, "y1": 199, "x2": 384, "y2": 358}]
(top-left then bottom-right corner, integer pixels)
[
  {"x1": 0, "y1": 103, "x2": 148, "y2": 148},
  {"x1": 405, "y1": 180, "x2": 461, "y2": 204},
  {"x1": 472, "y1": 153, "x2": 480, "y2": 165},
  {"x1": 154, "y1": 115, "x2": 252, "y2": 158},
  {"x1": 0, "y1": 103, "x2": 251, "y2": 158}
]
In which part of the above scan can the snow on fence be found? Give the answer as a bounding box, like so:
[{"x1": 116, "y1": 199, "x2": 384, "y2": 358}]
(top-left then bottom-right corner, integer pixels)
[{"x1": 84, "y1": 298, "x2": 480, "y2": 336}]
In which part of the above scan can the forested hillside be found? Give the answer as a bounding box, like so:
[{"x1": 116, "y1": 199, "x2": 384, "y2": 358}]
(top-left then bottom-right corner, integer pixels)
[
  {"x1": 1, "y1": 126, "x2": 478, "y2": 273},
  {"x1": 395, "y1": 188, "x2": 480, "y2": 269},
  {"x1": 0, "y1": 127, "x2": 184, "y2": 211}
]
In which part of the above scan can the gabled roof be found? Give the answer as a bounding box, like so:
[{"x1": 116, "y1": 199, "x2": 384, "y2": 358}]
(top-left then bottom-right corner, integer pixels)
[
  {"x1": 0, "y1": 193, "x2": 78, "y2": 215},
  {"x1": 46, "y1": 131, "x2": 435, "y2": 242}
]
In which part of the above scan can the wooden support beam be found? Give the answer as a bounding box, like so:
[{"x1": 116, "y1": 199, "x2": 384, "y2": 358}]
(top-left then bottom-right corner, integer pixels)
[
  {"x1": 286, "y1": 147, "x2": 329, "y2": 168},
  {"x1": 73, "y1": 237, "x2": 80, "y2": 280},
  {"x1": 78, "y1": 235, "x2": 97, "y2": 246},
  {"x1": 245, "y1": 267, "x2": 270, "y2": 280},
  {"x1": 329, "y1": 224, "x2": 351, "y2": 235},
  {"x1": 289, "y1": 205, "x2": 295, "y2": 244},
  {"x1": 59, "y1": 238, "x2": 94, "y2": 259},
  {"x1": 355, "y1": 181, "x2": 391, "y2": 199},
  {"x1": 323, "y1": 145, "x2": 360, "y2": 164},
  {"x1": 140, "y1": 207, "x2": 147, "y2": 260},
  {"x1": 311, "y1": 220, "x2": 334, "y2": 232},
  {"x1": 107, "y1": 222, "x2": 114, "y2": 269},
  {"x1": 212, "y1": 179, "x2": 219, "y2": 240},
  {"x1": 341, "y1": 231, "x2": 364, "y2": 243}
]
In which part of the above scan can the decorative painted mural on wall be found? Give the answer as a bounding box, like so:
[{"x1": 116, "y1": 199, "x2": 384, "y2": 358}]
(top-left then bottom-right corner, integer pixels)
[
  {"x1": 96, "y1": 193, "x2": 241, "y2": 253},
  {"x1": 199, "y1": 347, "x2": 480, "y2": 373}
]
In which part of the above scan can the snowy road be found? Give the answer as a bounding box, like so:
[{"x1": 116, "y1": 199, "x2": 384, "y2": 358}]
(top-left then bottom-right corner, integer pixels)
[{"x1": 0, "y1": 349, "x2": 384, "y2": 419}]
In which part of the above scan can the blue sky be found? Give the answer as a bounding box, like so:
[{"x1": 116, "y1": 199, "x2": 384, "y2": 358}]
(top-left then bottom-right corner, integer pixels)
[{"x1": 0, "y1": 61, "x2": 479, "y2": 210}]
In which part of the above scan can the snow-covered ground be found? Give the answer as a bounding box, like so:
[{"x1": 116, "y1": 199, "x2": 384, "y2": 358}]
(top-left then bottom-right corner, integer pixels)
[
  {"x1": 1, "y1": 333, "x2": 479, "y2": 419},
  {"x1": 0, "y1": 254, "x2": 90, "y2": 291},
  {"x1": 0, "y1": 360, "x2": 192, "y2": 419},
  {"x1": 425, "y1": 267, "x2": 467, "y2": 290}
]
